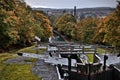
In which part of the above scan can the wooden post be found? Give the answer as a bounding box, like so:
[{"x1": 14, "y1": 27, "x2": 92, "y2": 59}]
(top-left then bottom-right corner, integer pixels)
[
  {"x1": 49, "y1": 52, "x2": 52, "y2": 57},
  {"x1": 36, "y1": 42, "x2": 39, "y2": 54},
  {"x1": 93, "y1": 46, "x2": 97, "y2": 63},
  {"x1": 68, "y1": 55, "x2": 71, "y2": 80},
  {"x1": 88, "y1": 63, "x2": 92, "y2": 80},
  {"x1": 82, "y1": 46, "x2": 84, "y2": 54},
  {"x1": 103, "y1": 55, "x2": 108, "y2": 71}
]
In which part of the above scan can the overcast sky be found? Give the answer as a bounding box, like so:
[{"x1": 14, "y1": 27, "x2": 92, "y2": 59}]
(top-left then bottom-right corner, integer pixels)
[{"x1": 24, "y1": 0, "x2": 118, "y2": 9}]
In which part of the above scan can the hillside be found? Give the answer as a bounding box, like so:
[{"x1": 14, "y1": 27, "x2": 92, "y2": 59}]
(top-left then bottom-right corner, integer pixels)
[{"x1": 33, "y1": 7, "x2": 115, "y2": 19}]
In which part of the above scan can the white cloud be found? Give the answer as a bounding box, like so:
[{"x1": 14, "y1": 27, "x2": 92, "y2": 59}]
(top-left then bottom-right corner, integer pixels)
[{"x1": 32, "y1": 6, "x2": 49, "y2": 8}]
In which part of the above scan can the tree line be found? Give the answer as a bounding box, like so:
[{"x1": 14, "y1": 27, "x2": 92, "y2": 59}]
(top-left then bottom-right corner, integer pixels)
[
  {"x1": 0, "y1": 0, "x2": 53, "y2": 52},
  {"x1": 52, "y1": 3, "x2": 120, "y2": 50}
]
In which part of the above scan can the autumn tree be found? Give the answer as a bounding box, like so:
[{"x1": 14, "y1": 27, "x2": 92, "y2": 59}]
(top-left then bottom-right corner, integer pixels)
[
  {"x1": 93, "y1": 2, "x2": 120, "y2": 49},
  {"x1": 54, "y1": 14, "x2": 77, "y2": 40},
  {"x1": 103, "y1": 2, "x2": 120, "y2": 48},
  {"x1": 0, "y1": 0, "x2": 20, "y2": 50},
  {"x1": 0, "y1": 0, "x2": 53, "y2": 51},
  {"x1": 33, "y1": 10, "x2": 53, "y2": 41},
  {"x1": 77, "y1": 17, "x2": 99, "y2": 43}
]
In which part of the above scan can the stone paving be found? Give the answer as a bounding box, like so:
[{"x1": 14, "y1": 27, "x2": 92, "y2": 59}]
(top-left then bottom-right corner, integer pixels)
[
  {"x1": 98, "y1": 54, "x2": 120, "y2": 66},
  {"x1": 114, "y1": 63, "x2": 120, "y2": 69},
  {"x1": 32, "y1": 59, "x2": 59, "y2": 80}
]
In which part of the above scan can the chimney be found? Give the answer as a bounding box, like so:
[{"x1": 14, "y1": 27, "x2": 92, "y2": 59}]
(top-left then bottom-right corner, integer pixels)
[{"x1": 74, "y1": 6, "x2": 77, "y2": 17}]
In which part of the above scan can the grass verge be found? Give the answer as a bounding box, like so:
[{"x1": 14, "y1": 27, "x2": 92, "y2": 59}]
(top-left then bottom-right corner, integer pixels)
[
  {"x1": 0, "y1": 54, "x2": 41, "y2": 80},
  {"x1": 86, "y1": 54, "x2": 94, "y2": 63},
  {"x1": 16, "y1": 46, "x2": 46, "y2": 54},
  {"x1": 97, "y1": 48, "x2": 110, "y2": 54},
  {"x1": 0, "y1": 44, "x2": 46, "y2": 80},
  {"x1": 0, "y1": 64, "x2": 41, "y2": 80}
]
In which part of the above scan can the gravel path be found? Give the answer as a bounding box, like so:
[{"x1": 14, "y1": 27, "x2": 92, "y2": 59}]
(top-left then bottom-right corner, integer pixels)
[
  {"x1": 4, "y1": 56, "x2": 32, "y2": 64},
  {"x1": 32, "y1": 51, "x2": 59, "y2": 80}
]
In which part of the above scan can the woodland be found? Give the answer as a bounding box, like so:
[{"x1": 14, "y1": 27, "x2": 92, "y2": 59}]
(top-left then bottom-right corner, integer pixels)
[
  {"x1": 0, "y1": 0, "x2": 120, "y2": 52},
  {"x1": 0, "y1": 0, "x2": 53, "y2": 52}
]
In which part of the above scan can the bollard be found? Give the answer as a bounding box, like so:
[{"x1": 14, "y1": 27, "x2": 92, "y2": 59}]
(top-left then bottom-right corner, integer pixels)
[{"x1": 17, "y1": 52, "x2": 23, "y2": 56}]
